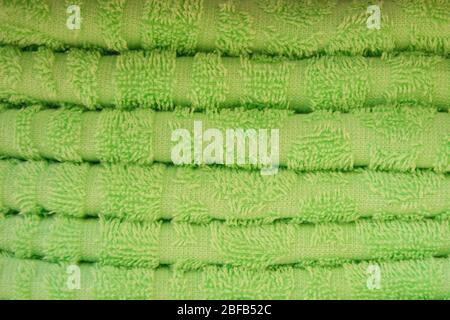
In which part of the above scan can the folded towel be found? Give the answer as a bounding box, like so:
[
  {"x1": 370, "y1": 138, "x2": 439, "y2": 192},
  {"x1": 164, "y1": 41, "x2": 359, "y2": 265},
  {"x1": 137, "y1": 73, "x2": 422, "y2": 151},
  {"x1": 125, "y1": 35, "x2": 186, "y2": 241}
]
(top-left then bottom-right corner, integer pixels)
[
  {"x1": 1, "y1": 0, "x2": 448, "y2": 302},
  {"x1": 1, "y1": 47, "x2": 449, "y2": 111},
  {"x1": 0, "y1": 106, "x2": 448, "y2": 172},
  {"x1": 1, "y1": 160, "x2": 448, "y2": 223},
  {"x1": 0, "y1": 0, "x2": 448, "y2": 57},
  {"x1": 0, "y1": 255, "x2": 448, "y2": 299},
  {"x1": 0, "y1": 214, "x2": 448, "y2": 269}
]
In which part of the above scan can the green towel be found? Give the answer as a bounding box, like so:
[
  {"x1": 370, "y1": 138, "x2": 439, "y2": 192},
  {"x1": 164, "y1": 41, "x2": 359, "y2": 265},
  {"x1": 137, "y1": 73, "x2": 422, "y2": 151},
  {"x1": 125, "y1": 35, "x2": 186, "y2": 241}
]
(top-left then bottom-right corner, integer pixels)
[
  {"x1": 0, "y1": 214, "x2": 448, "y2": 269},
  {"x1": 0, "y1": 160, "x2": 448, "y2": 223},
  {"x1": 0, "y1": 106, "x2": 448, "y2": 172},
  {"x1": 1, "y1": 46, "x2": 449, "y2": 111},
  {"x1": 0, "y1": 0, "x2": 449, "y2": 301},
  {"x1": 0, "y1": 0, "x2": 448, "y2": 57},
  {"x1": 0, "y1": 255, "x2": 448, "y2": 299}
]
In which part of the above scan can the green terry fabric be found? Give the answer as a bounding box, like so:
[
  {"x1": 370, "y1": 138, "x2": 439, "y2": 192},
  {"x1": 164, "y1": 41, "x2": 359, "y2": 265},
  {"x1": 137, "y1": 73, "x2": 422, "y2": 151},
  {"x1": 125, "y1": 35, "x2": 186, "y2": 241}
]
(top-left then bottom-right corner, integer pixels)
[
  {"x1": 0, "y1": 160, "x2": 449, "y2": 223},
  {"x1": 0, "y1": 255, "x2": 448, "y2": 299},
  {"x1": 0, "y1": 214, "x2": 448, "y2": 269},
  {"x1": 0, "y1": 0, "x2": 448, "y2": 57},
  {"x1": 1, "y1": 46, "x2": 449, "y2": 111},
  {"x1": 0, "y1": 106, "x2": 448, "y2": 172}
]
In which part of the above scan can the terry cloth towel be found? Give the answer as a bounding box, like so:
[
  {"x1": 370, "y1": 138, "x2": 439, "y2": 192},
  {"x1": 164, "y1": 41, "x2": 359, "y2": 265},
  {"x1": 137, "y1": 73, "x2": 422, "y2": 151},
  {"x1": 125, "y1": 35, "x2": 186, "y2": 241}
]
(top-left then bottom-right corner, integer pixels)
[
  {"x1": 0, "y1": 0, "x2": 448, "y2": 57},
  {"x1": 0, "y1": 106, "x2": 447, "y2": 172},
  {"x1": 0, "y1": 255, "x2": 448, "y2": 300},
  {"x1": 0, "y1": 214, "x2": 448, "y2": 269},
  {"x1": 0, "y1": 47, "x2": 449, "y2": 111},
  {"x1": 0, "y1": 160, "x2": 449, "y2": 223}
]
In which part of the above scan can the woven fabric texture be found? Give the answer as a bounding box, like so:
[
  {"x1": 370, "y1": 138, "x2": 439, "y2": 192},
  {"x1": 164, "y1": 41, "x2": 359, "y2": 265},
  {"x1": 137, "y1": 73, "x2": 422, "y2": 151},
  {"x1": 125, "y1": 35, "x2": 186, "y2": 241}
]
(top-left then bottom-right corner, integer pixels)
[
  {"x1": 0, "y1": 0, "x2": 448, "y2": 57},
  {"x1": 0, "y1": 214, "x2": 449, "y2": 269},
  {"x1": 0, "y1": 255, "x2": 448, "y2": 299},
  {"x1": 0, "y1": 0, "x2": 448, "y2": 300},
  {"x1": 0, "y1": 160, "x2": 449, "y2": 223}
]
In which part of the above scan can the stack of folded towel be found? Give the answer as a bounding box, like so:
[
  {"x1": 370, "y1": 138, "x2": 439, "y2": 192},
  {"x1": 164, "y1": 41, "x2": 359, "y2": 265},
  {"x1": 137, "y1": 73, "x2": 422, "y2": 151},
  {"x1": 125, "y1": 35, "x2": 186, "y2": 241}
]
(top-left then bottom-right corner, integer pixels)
[{"x1": 0, "y1": 0, "x2": 448, "y2": 299}]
